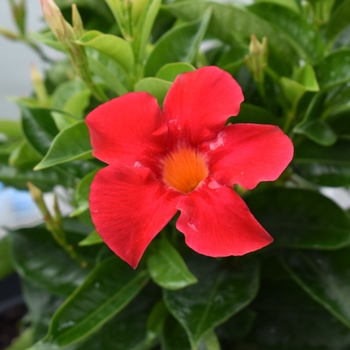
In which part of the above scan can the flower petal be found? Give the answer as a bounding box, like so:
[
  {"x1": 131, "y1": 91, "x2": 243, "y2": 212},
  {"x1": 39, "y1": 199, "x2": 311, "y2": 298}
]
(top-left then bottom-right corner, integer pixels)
[
  {"x1": 90, "y1": 163, "x2": 180, "y2": 268},
  {"x1": 86, "y1": 92, "x2": 167, "y2": 167},
  {"x1": 202, "y1": 124, "x2": 294, "y2": 190},
  {"x1": 176, "y1": 179, "x2": 273, "y2": 257},
  {"x1": 163, "y1": 66, "x2": 243, "y2": 146}
]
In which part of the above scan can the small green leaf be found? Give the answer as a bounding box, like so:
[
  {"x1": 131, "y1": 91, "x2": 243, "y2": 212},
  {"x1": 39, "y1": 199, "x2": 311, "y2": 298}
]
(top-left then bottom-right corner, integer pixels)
[
  {"x1": 36, "y1": 257, "x2": 149, "y2": 348},
  {"x1": 0, "y1": 236, "x2": 14, "y2": 280},
  {"x1": 18, "y1": 104, "x2": 59, "y2": 156},
  {"x1": 245, "y1": 188, "x2": 350, "y2": 249},
  {"x1": 71, "y1": 169, "x2": 98, "y2": 217},
  {"x1": 10, "y1": 226, "x2": 91, "y2": 297},
  {"x1": 133, "y1": 0, "x2": 162, "y2": 63},
  {"x1": 163, "y1": 255, "x2": 259, "y2": 349},
  {"x1": 31, "y1": 31, "x2": 64, "y2": 51},
  {"x1": 77, "y1": 31, "x2": 134, "y2": 73},
  {"x1": 293, "y1": 139, "x2": 350, "y2": 186},
  {"x1": 315, "y1": 49, "x2": 350, "y2": 89},
  {"x1": 135, "y1": 77, "x2": 171, "y2": 105},
  {"x1": 147, "y1": 237, "x2": 197, "y2": 290},
  {"x1": 280, "y1": 249, "x2": 350, "y2": 329},
  {"x1": 35, "y1": 121, "x2": 92, "y2": 170},
  {"x1": 145, "y1": 9, "x2": 211, "y2": 77},
  {"x1": 9, "y1": 140, "x2": 41, "y2": 167},
  {"x1": 294, "y1": 120, "x2": 337, "y2": 146},
  {"x1": 78, "y1": 230, "x2": 103, "y2": 246},
  {"x1": 254, "y1": 0, "x2": 300, "y2": 13},
  {"x1": 86, "y1": 49, "x2": 129, "y2": 96},
  {"x1": 156, "y1": 62, "x2": 195, "y2": 82},
  {"x1": 146, "y1": 300, "x2": 168, "y2": 344},
  {"x1": 326, "y1": 0, "x2": 350, "y2": 41}
]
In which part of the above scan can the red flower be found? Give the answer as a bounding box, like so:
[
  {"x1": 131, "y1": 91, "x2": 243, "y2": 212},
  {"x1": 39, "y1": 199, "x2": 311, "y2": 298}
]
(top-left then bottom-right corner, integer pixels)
[{"x1": 86, "y1": 66, "x2": 293, "y2": 268}]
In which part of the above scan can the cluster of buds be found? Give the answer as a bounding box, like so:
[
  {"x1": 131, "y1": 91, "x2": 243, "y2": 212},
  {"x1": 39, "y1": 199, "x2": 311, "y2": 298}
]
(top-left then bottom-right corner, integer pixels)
[
  {"x1": 40, "y1": 0, "x2": 106, "y2": 101},
  {"x1": 245, "y1": 34, "x2": 268, "y2": 84}
]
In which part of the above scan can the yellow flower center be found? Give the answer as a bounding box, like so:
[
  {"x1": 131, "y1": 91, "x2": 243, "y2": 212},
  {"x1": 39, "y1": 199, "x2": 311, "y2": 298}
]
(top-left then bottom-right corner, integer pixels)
[{"x1": 163, "y1": 147, "x2": 208, "y2": 194}]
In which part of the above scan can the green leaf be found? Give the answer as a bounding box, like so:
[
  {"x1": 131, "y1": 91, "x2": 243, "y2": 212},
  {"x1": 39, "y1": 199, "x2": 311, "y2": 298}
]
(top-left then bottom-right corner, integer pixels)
[
  {"x1": 326, "y1": 0, "x2": 350, "y2": 41},
  {"x1": 315, "y1": 49, "x2": 350, "y2": 89},
  {"x1": 5, "y1": 327, "x2": 34, "y2": 350},
  {"x1": 163, "y1": 1, "x2": 299, "y2": 65},
  {"x1": 147, "y1": 237, "x2": 197, "y2": 290},
  {"x1": 18, "y1": 104, "x2": 59, "y2": 156},
  {"x1": 35, "y1": 121, "x2": 92, "y2": 170},
  {"x1": 293, "y1": 138, "x2": 350, "y2": 186},
  {"x1": 35, "y1": 257, "x2": 149, "y2": 348},
  {"x1": 133, "y1": 0, "x2": 162, "y2": 63},
  {"x1": 156, "y1": 62, "x2": 195, "y2": 82},
  {"x1": 245, "y1": 265, "x2": 350, "y2": 349},
  {"x1": 280, "y1": 249, "x2": 350, "y2": 329},
  {"x1": 163, "y1": 255, "x2": 259, "y2": 349},
  {"x1": 294, "y1": 120, "x2": 337, "y2": 146},
  {"x1": 135, "y1": 77, "x2": 171, "y2": 105},
  {"x1": 248, "y1": 3, "x2": 324, "y2": 62},
  {"x1": 10, "y1": 226, "x2": 90, "y2": 297},
  {"x1": 78, "y1": 230, "x2": 103, "y2": 246},
  {"x1": 230, "y1": 103, "x2": 283, "y2": 127},
  {"x1": 71, "y1": 169, "x2": 98, "y2": 217},
  {"x1": 161, "y1": 315, "x2": 191, "y2": 350},
  {"x1": 9, "y1": 140, "x2": 42, "y2": 167},
  {"x1": 245, "y1": 188, "x2": 350, "y2": 249},
  {"x1": 22, "y1": 281, "x2": 65, "y2": 342},
  {"x1": 86, "y1": 49, "x2": 129, "y2": 96},
  {"x1": 77, "y1": 31, "x2": 134, "y2": 74},
  {"x1": 0, "y1": 120, "x2": 22, "y2": 140},
  {"x1": 254, "y1": 0, "x2": 300, "y2": 13},
  {"x1": 76, "y1": 288, "x2": 157, "y2": 350},
  {"x1": 0, "y1": 236, "x2": 14, "y2": 280},
  {"x1": 145, "y1": 9, "x2": 211, "y2": 77},
  {"x1": 31, "y1": 31, "x2": 64, "y2": 51}
]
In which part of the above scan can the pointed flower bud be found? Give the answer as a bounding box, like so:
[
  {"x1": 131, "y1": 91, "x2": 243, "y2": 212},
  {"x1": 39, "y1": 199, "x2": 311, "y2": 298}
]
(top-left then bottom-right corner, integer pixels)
[
  {"x1": 72, "y1": 4, "x2": 84, "y2": 38},
  {"x1": 40, "y1": 0, "x2": 73, "y2": 42},
  {"x1": 245, "y1": 35, "x2": 268, "y2": 83},
  {"x1": 30, "y1": 64, "x2": 49, "y2": 106}
]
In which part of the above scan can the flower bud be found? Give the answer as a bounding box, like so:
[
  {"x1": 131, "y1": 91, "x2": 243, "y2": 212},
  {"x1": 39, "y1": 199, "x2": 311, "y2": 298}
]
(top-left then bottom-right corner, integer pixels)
[
  {"x1": 30, "y1": 64, "x2": 49, "y2": 106},
  {"x1": 72, "y1": 4, "x2": 84, "y2": 38},
  {"x1": 245, "y1": 35, "x2": 268, "y2": 83}
]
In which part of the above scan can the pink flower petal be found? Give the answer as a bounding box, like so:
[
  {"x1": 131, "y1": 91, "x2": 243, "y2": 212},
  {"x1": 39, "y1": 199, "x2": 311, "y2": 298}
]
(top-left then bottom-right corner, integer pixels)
[
  {"x1": 163, "y1": 66, "x2": 243, "y2": 146},
  {"x1": 201, "y1": 124, "x2": 294, "y2": 190},
  {"x1": 176, "y1": 178, "x2": 273, "y2": 257},
  {"x1": 86, "y1": 92, "x2": 167, "y2": 168},
  {"x1": 90, "y1": 163, "x2": 180, "y2": 268}
]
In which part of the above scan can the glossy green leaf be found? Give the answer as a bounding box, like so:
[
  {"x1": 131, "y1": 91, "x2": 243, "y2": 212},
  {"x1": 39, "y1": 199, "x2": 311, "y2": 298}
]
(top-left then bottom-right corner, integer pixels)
[
  {"x1": 18, "y1": 104, "x2": 59, "y2": 156},
  {"x1": 77, "y1": 31, "x2": 134, "y2": 73},
  {"x1": 248, "y1": 3, "x2": 324, "y2": 62},
  {"x1": 133, "y1": 0, "x2": 162, "y2": 63},
  {"x1": 245, "y1": 188, "x2": 350, "y2": 249},
  {"x1": 147, "y1": 237, "x2": 197, "y2": 290},
  {"x1": 145, "y1": 9, "x2": 211, "y2": 77},
  {"x1": 35, "y1": 121, "x2": 92, "y2": 170},
  {"x1": 280, "y1": 78, "x2": 310, "y2": 105},
  {"x1": 163, "y1": 1, "x2": 299, "y2": 64},
  {"x1": 86, "y1": 48, "x2": 129, "y2": 96},
  {"x1": 0, "y1": 236, "x2": 14, "y2": 280},
  {"x1": 245, "y1": 266, "x2": 350, "y2": 349},
  {"x1": 280, "y1": 249, "x2": 350, "y2": 329},
  {"x1": 156, "y1": 62, "x2": 195, "y2": 82},
  {"x1": 326, "y1": 0, "x2": 350, "y2": 41},
  {"x1": 254, "y1": 0, "x2": 300, "y2": 13},
  {"x1": 35, "y1": 257, "x2": 149, "y2": 348},
  {"x1": 135, "y1": 78, "x2": 171, "y2": 105},
  {"x1": 22, "y1": 281, "x2": 64, "y2": 342},
  {"x1": 9, "y1": 140, "x2": 41, "y2": 167},
  {"x1": 71, "y1": 169, "x2": 98, "y2": 217},
  {"x1": 315, "y1": 49, "x2": 350, "y2": 89},
  {"x1": 293, "y1": 139, "x2": 350, "y2": 186},
  {"x1": 161, "y1": 315, "x2": 191, "y2": 350},
  {"x1": 10, "y1": 226, "x2": 91, "y2": 297},
  {"x1": 76, "y1": 288, "x2": 157, "y2": 350},
  {"x1": 163, "y1": 255, "x2": 259, "y2": 349},
  {"x1": 78, "y1": 231, "x2": 103, "y2": 246},
  {"x1": 230, "y1": 103, "x2": 283, "y2": 127},
  {"x1": 294, "y1": 120, "x2": 337, "y2": 146}
]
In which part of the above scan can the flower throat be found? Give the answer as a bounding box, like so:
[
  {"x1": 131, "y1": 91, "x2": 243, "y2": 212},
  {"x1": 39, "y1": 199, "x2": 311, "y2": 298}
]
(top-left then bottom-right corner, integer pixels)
[{"x1": 163, "y1": 147, "x2": 208, "y2": 194}]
